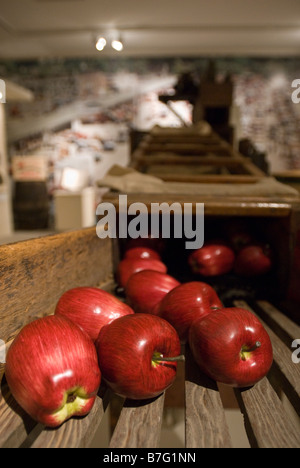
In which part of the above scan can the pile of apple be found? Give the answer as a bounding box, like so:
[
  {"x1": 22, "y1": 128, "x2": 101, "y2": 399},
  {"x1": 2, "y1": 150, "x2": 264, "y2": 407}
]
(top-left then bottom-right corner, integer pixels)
[
  {"x1": 116, "y1": 238, "x2": 273, "y2": 390},
  {"x1": 5, "y1": 234, "x2": 273, "y2": 430}
]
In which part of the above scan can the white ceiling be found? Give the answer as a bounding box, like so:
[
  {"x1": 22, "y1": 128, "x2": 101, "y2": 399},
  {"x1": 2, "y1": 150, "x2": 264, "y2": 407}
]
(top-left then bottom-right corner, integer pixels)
[{"x1": 0, "y1": 0, "x2": 300, "y2": 59}]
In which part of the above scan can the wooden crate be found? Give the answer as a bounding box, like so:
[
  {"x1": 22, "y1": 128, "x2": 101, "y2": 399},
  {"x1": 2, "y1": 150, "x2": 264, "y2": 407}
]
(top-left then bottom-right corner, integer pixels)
[
  {"x1": 131, "y1": 128, "x2": 266, "y2": 181},
  {"x1": 0, "y1": 225, "x2": 299, "y2": 448}
]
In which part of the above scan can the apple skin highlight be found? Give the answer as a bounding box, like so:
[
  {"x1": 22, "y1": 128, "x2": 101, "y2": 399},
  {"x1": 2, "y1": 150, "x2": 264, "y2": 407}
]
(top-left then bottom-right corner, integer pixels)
[{"x1": 5, "y1": 315, "x2": 101, "y2": 427}]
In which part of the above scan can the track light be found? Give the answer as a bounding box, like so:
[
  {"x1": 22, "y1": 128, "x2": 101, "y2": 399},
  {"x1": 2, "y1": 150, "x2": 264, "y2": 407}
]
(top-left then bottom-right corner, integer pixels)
[
  {"x1": 111, "y1": 37, "x2": 124, "y2": 52},
  {"x1": 95, "y1": 37, "x2": 106, "y2": 51}
]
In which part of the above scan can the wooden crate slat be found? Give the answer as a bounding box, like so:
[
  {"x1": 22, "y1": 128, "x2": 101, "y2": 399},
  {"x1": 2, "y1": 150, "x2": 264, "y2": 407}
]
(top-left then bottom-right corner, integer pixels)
[
  {"x1": 185, "y1": 347, "x2": 232, "y2": 448},
  {"x1": 145, "y1": 143, "x2": 231, "y2": 155},
  {"x1": 255, "y1": 300, "x2": 300, "y2": 346},
  {"x1": 103, "y1": 192, "x2": 294, "y2": 217},
  {"x1": 109, "y1": 393, "x2": 165, "y2": 448},
  {"x1": 145, "y1": 173, "x2": 263, "y2": 184},
  {"x1": 0, "y1": 228, "x2": 113, "y2": 344},
  {"x1": 134, "y1": 155, "x2": 247, "y2": 167},
  {"x1": 234, "y1": 377, "x2": 300, "y2": 448},
  {"x1": 30, "y1": 389, "x2": 111, "y2": 448},
  {"x1": 0, "y1": 382, "x2": 37, "y2": 448}
]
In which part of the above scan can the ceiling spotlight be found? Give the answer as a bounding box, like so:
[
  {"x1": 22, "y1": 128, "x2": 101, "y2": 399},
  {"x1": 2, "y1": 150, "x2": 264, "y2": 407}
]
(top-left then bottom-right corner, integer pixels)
[
  {"x1": 111, "y1": 37, "x2": 124, "y2": 52},
  {"x1": 96, "y1": 37, "x2": 106, "y2": 51}
]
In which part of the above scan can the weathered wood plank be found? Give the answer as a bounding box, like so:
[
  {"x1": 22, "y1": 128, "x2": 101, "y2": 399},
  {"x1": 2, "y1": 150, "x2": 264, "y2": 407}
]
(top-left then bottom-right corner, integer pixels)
[
  {"x1": 145, "y1": 174, "x2": 263, "y2": 184},
  {"x1": 109, "y1": 393, "x2": 165, "y2": 448},
  {"x1": 134, "y1": 155, "x2": 249, "y2": 167},
  {"x1": 255, "y1": 300, "x2": 300, "y2": 346},
  {"x1": 185, "y1": 347, "x2": 232, "y2": 448},
  {"x1": 144, "y1": 143, "x2": 231, "y2": 155},
  {"x1": 0, "y1": 228, "x2": 113, "y2": 344},
  {"x1": 103, "y1": 192, "x2": 295, "y2": 217},
  {"x1": 235, "y1": 377, "x2": 300, "y2": 448},
  {"x1": 0, "y1": 382, "x2": 37, "y2": 448}
]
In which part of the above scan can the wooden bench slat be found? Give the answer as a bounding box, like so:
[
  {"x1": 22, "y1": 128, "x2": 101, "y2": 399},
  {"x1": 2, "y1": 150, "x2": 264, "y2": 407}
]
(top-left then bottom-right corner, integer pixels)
[
  {"x1": 185, "y1": 347, "x2": 232, "y2": 448},
  {"x1": 235, "y1": 377, "x2": 300, "y2": 448},
  {"x1": 255, "y1": 300, "x2": 300, "y2": 345},
  {"x1": 109, "y1": 393, "x2": 165, "y2": 448},
  {"x1": 0, "y1": 383, "x2": 37, "y2": 448},
  {"x1": 145, "y1": 143, "x2": 231, "y2": 155},
  {"x1": 30, "y1": 388, "x2": 111, "y2": 448}
]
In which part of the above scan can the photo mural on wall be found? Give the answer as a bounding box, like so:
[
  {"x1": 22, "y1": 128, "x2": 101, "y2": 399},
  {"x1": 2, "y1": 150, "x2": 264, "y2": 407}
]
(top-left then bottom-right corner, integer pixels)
[{"x1": 0, "y1": 56, "x2": 300, "y2": 172}]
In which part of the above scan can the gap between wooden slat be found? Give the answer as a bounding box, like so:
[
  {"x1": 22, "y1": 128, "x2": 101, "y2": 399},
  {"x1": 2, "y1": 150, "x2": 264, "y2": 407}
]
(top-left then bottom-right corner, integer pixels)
[{"x1": 109, "y1": 393, "x2": 165, "y2": 449}]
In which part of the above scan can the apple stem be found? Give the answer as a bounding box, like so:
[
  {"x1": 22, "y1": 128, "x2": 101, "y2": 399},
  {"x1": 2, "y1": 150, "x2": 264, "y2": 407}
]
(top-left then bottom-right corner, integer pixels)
[
  {"x1": 155, "y1": 354, "x2": 185, "y2": 363},
  {"x1": 248, "y1": 341, "x2": 262, "y2": 352}
]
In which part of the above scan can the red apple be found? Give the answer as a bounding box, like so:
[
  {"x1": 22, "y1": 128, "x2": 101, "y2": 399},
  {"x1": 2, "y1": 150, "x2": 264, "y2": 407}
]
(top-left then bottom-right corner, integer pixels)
[
  {"x1": 234, "y1": 244, "x2": 273, "y2": 277},
  {"x1": 188, "y1": 307, "x2": 273, "y2": 387},
  {"x1": 55, "y1": 287, "x2": 134, "y2": 342},
  {"x1": 96, "y1": 313, "x2": 182, "y2": 400},
  {"x1": 117, "y1": 257, "x2": 168, "y2": 289},
  {"x1": 224, "y1": 221, "x2": 254, "y2": 252},
  {"x1": 125, "y1": 270, "x2": 180, "y2": 315},
  {"x1": 5, "y1": 315, "x2": 101, "y2": 427},
  {"x1": 156, "y1": 281, "x2": 223, "y2": 342},
  {"x1": 124, "y1": 236, "x2": 166, "y2": 255},
  {"x1": 188, "y1": 242, "x2": 235, "y2": 276},
  {"x1": 124, "y1": 246, "x2": 162, "y2": 261}
]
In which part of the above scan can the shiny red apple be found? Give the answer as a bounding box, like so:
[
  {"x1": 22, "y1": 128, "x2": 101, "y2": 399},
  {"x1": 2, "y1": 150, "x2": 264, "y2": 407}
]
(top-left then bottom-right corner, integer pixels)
[
  {"x1": 55, "y1": 287, "x2": 134, "y2": 342},
  {"x1": 224, "y1": 221, "x2": 254, "y2": 252},
  {"x1": 124, "y1": 246, "x2": 162, "y2": 261},
  {"x1": 5, "y1": 315, "x2": 101, "y2": 427},
  {"x1": 188, "y1": 307, "x2": 273, "y2": 387},
  {"x1": 234, "y1": 244, "x2": 273, "y2": 277},
  {"x1": 96, "y1": 313, "x2": 182, "y2": 400},
  {"x1": 124, "y1": 236, "x2": 166, "y2": 255},
  {"x1": 117, "y1": 257, "x2": 168, "y2": 288},
  {"x1": 188, "y1": 242, "x2": 235, "y2": 276},
  {"x1": 156, "y1": 281, "x2": 223, "y2": 342},
  {"x1": 125, "y1": 270, "x2": 180, "y2": 315}
]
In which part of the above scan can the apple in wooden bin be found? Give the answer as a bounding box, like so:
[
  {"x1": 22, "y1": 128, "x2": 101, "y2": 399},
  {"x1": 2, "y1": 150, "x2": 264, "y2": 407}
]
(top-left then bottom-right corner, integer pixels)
[
  {"x1": 188, "y1": 242, "x2": 235, "y2": 277},
  {"x1": 188, "y1": 307, "x2": 273, "y2": 388},
  {"x1": 96, "y1": 313, "x2": 182, "y2": 400},
  {"x1": 125, "y1": 270, "x2": 180, "y2": 315},
  {"x1": 5, "y1": 315, "x2": 101, "y2": 427},
  {"x1": 55, "y1": 287, "x2": 134, "y2": 342},
  {"x1": 156, "y1": 281, "x2": 223, "y2": 342},
  {"x1": 234, "y1": 243, "x2": 273, "y2": 277},
  {"x1": 116, "y1": 257, "x2": 167, "y2": 289}
]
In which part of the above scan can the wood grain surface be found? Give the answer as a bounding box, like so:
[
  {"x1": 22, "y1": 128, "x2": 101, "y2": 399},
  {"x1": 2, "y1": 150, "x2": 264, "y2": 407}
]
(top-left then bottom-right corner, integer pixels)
[
  {"x1": 109, "y1": 393, "x2": 165, "y2": 448},
  {"x1": 185, "y1": 347, "x2": 232, "y2": 448},
  {"x1": 0, "y1": 228, "x2": 113, "y2": 344}
]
